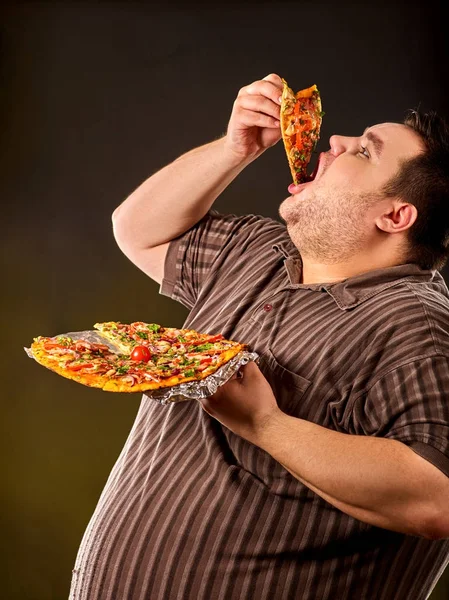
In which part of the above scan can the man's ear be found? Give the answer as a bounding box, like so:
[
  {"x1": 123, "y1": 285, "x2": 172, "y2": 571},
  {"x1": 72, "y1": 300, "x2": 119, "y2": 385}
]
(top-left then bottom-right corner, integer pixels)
[{"x1": 375, "y1": 201, "x2": 418, "y2": 234}]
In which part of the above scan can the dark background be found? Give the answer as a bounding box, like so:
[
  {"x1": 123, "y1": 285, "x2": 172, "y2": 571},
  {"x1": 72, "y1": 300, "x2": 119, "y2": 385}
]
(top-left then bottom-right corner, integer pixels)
[{"x1": 2, "y1": 1, "x2": 449, "y2": 598}]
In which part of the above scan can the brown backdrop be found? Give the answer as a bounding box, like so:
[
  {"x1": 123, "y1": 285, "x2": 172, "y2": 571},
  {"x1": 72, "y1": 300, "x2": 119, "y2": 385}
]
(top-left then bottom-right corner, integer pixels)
[{"x1": 2, "y1": 1, "x2": 448, "y2": 598}]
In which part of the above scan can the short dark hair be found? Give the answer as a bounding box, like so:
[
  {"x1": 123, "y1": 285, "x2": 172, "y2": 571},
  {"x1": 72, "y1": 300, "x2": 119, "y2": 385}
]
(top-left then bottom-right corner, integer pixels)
[{"x1": 381, "y1": 109, "x2": 449, "y2": 270}]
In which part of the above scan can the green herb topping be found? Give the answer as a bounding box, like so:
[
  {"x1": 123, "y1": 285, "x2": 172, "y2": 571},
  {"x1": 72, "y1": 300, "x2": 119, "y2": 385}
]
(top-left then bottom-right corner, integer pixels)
[{"x1": 193, "y1": 343, "x2": 214, "y2": 352}]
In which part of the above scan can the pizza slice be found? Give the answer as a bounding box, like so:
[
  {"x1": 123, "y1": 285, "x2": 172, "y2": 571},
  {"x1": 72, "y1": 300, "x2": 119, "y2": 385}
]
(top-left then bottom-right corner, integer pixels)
[
  {"x1": 93, "y1": 321, "x2": 149, "y2": 353},
  {"x1": 280, "y1": 79, "x2": 324, "y2": 185},
  {"x1": 30, "y1": 335, "x2": 119, "y2": 390},
  {"x1": 93, "y1": 321, "x2": 232, "y2": 355}
]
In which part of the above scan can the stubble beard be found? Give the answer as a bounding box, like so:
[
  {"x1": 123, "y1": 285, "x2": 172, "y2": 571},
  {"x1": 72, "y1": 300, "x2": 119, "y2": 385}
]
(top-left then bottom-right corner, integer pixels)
[{"x1": 279, "y1": 185, "x2": 380, "y2": 265}]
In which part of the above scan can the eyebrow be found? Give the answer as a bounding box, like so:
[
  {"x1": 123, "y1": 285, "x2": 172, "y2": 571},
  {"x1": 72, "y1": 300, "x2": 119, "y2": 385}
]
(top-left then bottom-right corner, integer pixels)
[{"x1": 362, "y1": 128, "x2": 385, "y2": 158}]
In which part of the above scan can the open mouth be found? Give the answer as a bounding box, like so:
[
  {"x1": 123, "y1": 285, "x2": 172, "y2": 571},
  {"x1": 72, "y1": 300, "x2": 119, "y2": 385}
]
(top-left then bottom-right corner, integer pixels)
[
  {"x1": 288, "y1": 153, "x2": 323, "y2": 194},
  {"x1": 306, "y1": 153, "x2": 321, "y2": 182}
]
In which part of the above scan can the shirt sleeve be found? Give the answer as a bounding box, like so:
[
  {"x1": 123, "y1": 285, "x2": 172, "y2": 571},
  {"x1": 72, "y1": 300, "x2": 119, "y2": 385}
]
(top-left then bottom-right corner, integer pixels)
[
  {"x1": 354, "y1": 355, "x2": 449, "y2": 478},
  {"x1": 160, "y1": 209, "x2": 285, "y2": 310}
]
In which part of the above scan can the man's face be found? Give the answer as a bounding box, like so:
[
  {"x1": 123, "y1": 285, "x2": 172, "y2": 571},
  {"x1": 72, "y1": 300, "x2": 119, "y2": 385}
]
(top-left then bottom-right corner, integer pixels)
[{"x1": 279, "y1": 122, "x2": 424, "y2": 264}]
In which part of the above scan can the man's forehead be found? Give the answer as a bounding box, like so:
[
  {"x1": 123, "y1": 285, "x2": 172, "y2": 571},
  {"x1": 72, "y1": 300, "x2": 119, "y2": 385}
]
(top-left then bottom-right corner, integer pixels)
[
  {"x1": 363, "y1": 122, "x2": 402, "y2": 135},
  {"x1": 363, "y1": 122, "x2": 423, "y2": 155}
]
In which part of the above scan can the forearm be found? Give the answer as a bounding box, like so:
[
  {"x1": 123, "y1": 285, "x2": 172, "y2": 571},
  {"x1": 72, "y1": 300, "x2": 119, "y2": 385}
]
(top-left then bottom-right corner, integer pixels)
[
  {"x1": 112, "y1": 136, "x2": 254, "y2": 249},
  {"x1": 254, "y1": 411, "x2": 443, "y2": 538}
]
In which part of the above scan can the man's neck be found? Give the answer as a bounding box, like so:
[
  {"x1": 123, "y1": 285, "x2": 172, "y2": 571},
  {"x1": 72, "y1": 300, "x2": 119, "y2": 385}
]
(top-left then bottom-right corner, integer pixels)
[{"x1": 300, "y1": 254, "x2": 401, "y2": 285}]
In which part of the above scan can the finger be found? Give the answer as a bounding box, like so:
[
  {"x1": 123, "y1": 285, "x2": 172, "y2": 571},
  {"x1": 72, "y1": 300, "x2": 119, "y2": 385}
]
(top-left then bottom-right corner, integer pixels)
[
  {"x1": 239, "y1": 360, "x2": 261, "y2": 378},
  {"x1": 228, "y1": 369, "x2": 243, "y2": 381},
  {"x1": 262, "y1": 73, "x2": 284, "y2": 88},
  {"x1": 233, "y1": 107, "x2": 280, "y2": 129},
  {"x1": 205, "y1": 380, "x2": 234, "y2": 403},
  {"x1": 289, "y1": 184, "x2": 304, "y2": 195},
  {"x1": 240, "y1": 79, "x2": 283, "y2": 106},
  {"x1": 199, "y1": 398, "x2": 215, "y2": 418},
  {"x1": 226, "y1": 370, "x2": 244, "y2": 385},
  {"x1": 247, "y1": 359, "x2": 261, "y2": 371},
  {"x1": 236, "y1": 94, "x2": 281, "y2": 122},
  {"x1": 212, "y1": 377, "x2": 237, "y2": 395}
]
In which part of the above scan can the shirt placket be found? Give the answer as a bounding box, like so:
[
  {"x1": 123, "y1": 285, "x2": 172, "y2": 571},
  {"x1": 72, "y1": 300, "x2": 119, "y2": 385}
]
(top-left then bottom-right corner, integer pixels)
[{"x1": 248, "y1": 255, "x2": 303, "y2": 323}]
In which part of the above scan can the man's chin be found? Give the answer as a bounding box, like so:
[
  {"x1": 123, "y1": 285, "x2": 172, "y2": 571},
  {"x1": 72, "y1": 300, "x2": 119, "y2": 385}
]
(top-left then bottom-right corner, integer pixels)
[
  {"x1": 279, "y1": 196, "x2": 302, "y2": 223},
  {"x1": 278, "y1": 201, "x2": 287, "y2": 223}
]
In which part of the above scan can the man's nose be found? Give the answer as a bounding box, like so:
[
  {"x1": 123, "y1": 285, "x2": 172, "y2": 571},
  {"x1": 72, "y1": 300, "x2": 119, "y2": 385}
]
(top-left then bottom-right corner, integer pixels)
[{"x1": 329, "y1": 135, "x2": 353, "y2": 157}]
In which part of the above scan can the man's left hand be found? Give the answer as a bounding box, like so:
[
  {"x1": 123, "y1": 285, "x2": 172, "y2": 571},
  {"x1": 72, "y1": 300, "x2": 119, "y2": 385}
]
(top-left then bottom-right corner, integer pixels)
[{"x1": 199, "y1": 360, "x2": 281, "y2": 442}]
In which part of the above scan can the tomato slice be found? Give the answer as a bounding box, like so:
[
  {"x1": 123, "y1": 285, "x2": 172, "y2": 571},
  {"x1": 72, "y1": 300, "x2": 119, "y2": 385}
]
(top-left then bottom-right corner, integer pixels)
[
  {"x1": 130, "y1": 345, "x2": 152, "y2": 362},
  {"x1": 294, "y1": 99, "x2": 313, "y2": 150},
  {"x1": 205, "y1": 334, "x2": 223, "y2": 343},
  {"x1": 43, "y1": 342, "x2": 65, "y2": 350},
  {"x1": 67, "y1": 363, "x2": 94, "y2": 371}
]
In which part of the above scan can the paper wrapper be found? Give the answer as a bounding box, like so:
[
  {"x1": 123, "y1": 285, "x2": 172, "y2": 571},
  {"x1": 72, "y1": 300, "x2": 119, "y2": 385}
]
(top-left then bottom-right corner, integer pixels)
[{"x1": 25, "y1": 329, "x2": 259, "y2": 404}]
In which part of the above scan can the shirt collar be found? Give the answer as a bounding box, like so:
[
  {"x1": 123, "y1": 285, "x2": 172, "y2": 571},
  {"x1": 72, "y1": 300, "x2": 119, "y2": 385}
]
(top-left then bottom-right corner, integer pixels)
[{"x1": 272, "y1": 242, "x2": 440, "y2": 310}]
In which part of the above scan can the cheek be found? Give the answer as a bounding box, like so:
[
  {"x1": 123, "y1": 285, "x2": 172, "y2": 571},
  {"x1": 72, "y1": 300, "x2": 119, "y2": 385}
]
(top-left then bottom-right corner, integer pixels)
[
  {"x1": 327, "y1": 165, "x2": 358, "y2": 186},
  {"x1": 322, "y1": 165, "x2": 375, "y2": 192}
]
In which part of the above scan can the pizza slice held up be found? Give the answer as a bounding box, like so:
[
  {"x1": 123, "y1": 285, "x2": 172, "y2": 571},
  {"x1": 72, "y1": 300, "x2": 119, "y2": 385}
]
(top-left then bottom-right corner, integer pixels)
[{"x1": 280, "y1": 79, "x2": 324, "y2": 186}]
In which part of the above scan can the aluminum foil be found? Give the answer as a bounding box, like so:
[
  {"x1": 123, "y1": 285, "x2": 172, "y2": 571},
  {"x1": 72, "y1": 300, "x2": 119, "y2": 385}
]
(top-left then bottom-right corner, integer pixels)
[
  {"x1": 147, "y1": 350, "x2": 259, "y2": 404},
  {"x1": 25, "y1": 329, "x2": 259, "y2": 404}
]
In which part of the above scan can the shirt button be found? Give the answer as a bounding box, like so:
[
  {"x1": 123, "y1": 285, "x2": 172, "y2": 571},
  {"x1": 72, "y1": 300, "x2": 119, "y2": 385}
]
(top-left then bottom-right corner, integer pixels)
[{"x1": 263, "y1": 303, "x2": 273, "y2": 312}]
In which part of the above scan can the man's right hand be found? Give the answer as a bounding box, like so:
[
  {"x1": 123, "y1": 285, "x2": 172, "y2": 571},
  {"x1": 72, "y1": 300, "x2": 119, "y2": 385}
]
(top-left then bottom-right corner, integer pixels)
[
  {"x1": 113, "y1": 74, "x2": 285, "y2": 283},
  {"x1": 223, "y1": 73, "x2": 284, "y2": 163}
]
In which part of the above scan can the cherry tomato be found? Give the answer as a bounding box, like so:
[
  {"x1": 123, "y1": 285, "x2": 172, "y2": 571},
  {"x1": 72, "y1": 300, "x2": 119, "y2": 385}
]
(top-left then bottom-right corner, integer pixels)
[{"x1": 130, "y1": 345, "x2": 152, "y2": 362}]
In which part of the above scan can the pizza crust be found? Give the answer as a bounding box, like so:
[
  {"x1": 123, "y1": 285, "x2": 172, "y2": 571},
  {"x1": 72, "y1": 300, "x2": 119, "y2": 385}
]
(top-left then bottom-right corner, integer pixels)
[{"x1": 30, "y1": 343, "x2": 111, "y2": 390}]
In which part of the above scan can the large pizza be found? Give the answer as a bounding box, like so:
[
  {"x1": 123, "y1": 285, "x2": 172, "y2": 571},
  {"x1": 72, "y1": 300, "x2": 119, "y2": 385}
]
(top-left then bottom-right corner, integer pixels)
[{"x1": 28, "y1": 321, "x2": 249, "y2": 393}]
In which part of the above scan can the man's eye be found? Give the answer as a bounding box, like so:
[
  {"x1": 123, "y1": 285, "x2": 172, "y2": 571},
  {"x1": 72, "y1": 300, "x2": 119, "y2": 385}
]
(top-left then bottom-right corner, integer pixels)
[{"x1": 359, "y1": 145, "x2": 370, "y2": 158}]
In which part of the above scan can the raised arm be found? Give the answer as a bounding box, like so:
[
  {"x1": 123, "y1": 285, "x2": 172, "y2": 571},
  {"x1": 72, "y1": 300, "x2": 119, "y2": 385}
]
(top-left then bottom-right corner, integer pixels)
[{"x1": 111, "y1": 73, "x2": 284, "y2": 283}]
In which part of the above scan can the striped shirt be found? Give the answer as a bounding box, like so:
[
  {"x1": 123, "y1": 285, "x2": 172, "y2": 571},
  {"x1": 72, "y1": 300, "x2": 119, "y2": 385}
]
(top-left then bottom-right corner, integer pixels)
[{"x1": 70, "y1": 210, "x2": 449, "y2": 600}]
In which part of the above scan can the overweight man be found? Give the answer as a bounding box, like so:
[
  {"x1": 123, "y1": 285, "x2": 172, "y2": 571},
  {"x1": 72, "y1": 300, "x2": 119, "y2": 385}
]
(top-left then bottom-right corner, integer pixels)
[{"x1": 70, "y1": 73, "x2": 449, "y2": 600}]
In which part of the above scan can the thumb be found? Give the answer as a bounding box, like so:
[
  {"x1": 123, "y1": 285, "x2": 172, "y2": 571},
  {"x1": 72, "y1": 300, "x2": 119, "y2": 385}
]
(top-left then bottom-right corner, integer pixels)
[{"x1": 239, "y1": 360, "x2": 260, "y2": 378}]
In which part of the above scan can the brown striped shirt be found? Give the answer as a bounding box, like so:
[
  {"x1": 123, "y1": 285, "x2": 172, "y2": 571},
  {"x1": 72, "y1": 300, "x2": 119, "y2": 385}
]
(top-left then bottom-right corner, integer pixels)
[{"x1": 70, "y1": 210, "x2": 449, "y2": 600}]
